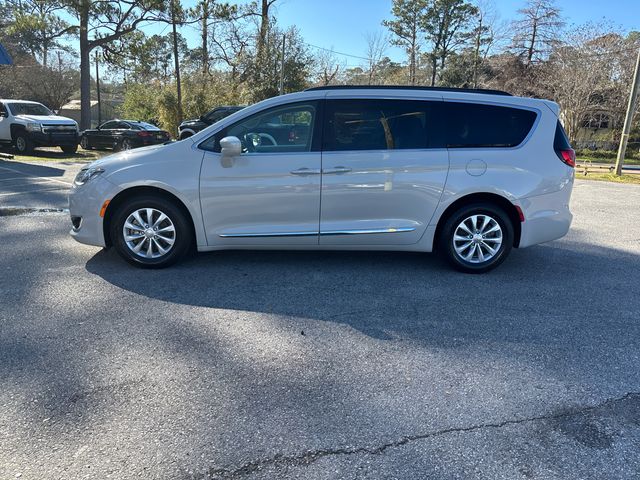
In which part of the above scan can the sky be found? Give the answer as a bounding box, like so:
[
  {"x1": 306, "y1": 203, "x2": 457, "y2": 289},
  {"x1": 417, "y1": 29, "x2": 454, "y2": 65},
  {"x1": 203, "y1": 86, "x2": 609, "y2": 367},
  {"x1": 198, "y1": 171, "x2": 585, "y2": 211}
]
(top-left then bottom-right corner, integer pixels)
[{"x1": 168, "y1": 0, "x2": 640, "y2": 66}]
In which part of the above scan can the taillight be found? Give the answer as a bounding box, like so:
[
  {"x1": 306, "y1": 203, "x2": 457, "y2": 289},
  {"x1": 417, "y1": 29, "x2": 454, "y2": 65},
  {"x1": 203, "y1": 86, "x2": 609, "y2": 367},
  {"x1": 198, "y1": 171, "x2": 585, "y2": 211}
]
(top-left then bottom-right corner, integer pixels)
[
  {"x1": 137, "y1": 131, "x2": 153, "y2": 137},
  {"x1": 557, "y1": 149, "x2": 576, "y2": 168}
]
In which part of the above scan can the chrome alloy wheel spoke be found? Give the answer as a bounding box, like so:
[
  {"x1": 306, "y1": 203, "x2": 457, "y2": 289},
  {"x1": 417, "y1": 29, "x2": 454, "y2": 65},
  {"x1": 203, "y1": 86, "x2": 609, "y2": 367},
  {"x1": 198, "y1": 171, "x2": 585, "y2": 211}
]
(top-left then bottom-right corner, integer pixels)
[
  {"x1": 452, "y1": 214, "x2": 503, "y2": 264},
  {"x1": 123, "y1": 208, "x2": 176, "y2": 259}
]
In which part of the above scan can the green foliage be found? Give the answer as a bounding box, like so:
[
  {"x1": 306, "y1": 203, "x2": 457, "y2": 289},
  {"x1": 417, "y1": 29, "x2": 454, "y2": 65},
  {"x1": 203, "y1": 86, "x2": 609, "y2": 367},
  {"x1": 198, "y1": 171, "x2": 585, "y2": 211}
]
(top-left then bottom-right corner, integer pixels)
[
  {"x1": 422, "y1": 0, "x2": 478, "y2": 85},
  {"x1": 248, "y1": 24, "x2": 313, "y2": 102},
  {"x1": 120, "y1": 72, "x2": 249, "y2": 136}
]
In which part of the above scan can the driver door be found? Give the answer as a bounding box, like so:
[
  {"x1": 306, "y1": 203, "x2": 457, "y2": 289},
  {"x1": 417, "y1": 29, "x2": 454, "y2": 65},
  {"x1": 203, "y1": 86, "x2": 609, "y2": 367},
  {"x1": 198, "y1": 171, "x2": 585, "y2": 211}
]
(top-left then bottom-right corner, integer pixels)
[{"x1": 199, "y1": 101, "x2": 322, "y2": 246}]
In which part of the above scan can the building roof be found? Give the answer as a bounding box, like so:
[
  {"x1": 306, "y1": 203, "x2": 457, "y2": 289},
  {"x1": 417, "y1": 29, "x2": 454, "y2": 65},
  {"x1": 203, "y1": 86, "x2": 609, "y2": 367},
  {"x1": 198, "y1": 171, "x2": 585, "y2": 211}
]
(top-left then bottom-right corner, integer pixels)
[
  {"x1": 60, "y1": 100, "x2": 99, "y2": 110},
  {"x1": 0, "y1": 42, "x2": 12, "y2": 65}
]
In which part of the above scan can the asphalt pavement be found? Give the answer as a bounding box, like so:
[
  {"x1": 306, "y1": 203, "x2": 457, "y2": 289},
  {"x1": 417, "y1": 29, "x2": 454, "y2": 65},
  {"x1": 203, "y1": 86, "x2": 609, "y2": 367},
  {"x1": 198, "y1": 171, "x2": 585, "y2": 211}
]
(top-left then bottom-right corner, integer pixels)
[{"x1": 1, "y1": 159, "x2": 639, "y2": 480}]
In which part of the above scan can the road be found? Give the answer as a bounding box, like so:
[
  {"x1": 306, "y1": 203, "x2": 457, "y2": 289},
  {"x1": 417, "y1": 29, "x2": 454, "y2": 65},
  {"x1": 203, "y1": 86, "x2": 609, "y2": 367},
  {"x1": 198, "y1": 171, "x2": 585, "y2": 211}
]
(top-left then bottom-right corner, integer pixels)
[{"x1": 1, "y1": 159, "x2": 639, "y2": 480}]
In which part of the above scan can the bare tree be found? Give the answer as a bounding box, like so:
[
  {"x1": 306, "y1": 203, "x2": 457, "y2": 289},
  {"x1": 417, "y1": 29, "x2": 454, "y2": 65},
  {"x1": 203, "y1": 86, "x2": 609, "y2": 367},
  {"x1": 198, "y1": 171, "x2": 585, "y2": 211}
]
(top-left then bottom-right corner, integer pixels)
[
  {"x1": 365, "y1": 31, "x2": 388, "y2": 85},
  {"x1": 510, "y1": 0, "x2": 563, "y2": 67},
  {"x1": 541, "y1": 25, "x2": 629, "y2": 143},
  {"x1": 313, "y1": 48, "x2": 343, "y2": 86},
  {"x1": 471, "y1": 0, "x2": 501, "y2": 88}
]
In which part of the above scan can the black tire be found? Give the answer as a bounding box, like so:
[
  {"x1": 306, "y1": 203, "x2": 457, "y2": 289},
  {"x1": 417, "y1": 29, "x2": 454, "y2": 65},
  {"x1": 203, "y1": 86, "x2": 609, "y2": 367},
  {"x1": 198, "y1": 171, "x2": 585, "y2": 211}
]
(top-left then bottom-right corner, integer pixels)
[
  {"x1": 179, "y1": 132, "x2": 193, "y2": 140},
  {"x1": 61, "y1": 144, "x2": 78, "y2": 154},
  {"x1": 14, "y1": 132, "x2": 33, "y2": 154},
  {"x1": 113, "y1": 138, "x2": 135, "y2": 152},
  {"x1": 110, "y1": 195, "x2": 192, "y2": 269},
  {"x1": 439, "y1": 203, "x2": 514, "y2": 274},
  {"x1": 80, "y1": 136, "x2": 91, "y2": 150}
]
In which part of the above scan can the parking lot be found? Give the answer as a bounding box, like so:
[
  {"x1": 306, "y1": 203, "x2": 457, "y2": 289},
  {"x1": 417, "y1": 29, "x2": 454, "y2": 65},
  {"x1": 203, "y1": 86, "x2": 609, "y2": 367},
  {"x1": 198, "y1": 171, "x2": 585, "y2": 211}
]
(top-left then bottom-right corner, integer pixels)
[{"x1": 1, "y1": 158, "x2": 639, "y2": 479}]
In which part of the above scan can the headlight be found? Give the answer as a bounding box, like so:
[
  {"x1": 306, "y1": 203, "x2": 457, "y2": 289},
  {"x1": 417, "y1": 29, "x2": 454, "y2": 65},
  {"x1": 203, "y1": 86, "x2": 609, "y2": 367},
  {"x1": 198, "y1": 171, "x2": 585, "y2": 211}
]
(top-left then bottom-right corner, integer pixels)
[
  {"x1": 74, "y1": 167, "x2": 104, "y2": 186},
  {"x1": 26, "y1": 123, "x2": 42, "y2": 132}
]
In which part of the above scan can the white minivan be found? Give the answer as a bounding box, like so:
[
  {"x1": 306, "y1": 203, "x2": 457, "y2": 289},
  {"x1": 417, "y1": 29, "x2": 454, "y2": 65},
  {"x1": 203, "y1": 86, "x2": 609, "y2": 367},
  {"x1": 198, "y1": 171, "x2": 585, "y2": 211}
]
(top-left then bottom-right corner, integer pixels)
[{"x1": 68, "y1": 86, "x2": 575, "y2": 273}]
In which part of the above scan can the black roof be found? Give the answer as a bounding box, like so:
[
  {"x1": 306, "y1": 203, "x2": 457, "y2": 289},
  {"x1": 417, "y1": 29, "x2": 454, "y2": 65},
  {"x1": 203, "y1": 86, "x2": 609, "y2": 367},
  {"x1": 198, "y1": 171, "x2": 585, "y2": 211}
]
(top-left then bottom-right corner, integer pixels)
[{"x1": 305, "y1": 85, "x2": 512, "y2": 96}]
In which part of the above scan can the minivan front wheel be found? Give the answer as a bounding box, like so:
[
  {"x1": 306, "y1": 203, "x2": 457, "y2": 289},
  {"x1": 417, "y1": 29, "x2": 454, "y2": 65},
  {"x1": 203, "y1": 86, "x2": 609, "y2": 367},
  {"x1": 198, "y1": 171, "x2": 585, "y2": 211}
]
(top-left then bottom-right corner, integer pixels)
[
  {"x1": 110, "y1": 196, "x2": 192, "y2": 268},
  {"x1": 440, "y1": 203, "x2": 513, "y2": 273}
]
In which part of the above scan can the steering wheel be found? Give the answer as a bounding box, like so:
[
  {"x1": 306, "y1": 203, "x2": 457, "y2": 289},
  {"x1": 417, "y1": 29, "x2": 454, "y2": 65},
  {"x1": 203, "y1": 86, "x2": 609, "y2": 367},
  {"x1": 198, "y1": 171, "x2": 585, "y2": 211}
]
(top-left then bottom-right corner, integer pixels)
[{"x1": 244, "y1": 132, "x2": 277, "y2": 152}]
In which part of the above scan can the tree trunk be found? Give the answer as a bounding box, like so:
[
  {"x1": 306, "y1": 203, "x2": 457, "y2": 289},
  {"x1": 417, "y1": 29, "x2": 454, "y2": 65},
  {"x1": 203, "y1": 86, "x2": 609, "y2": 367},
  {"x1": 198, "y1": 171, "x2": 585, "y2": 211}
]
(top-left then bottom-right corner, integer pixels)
[
  {"x1": 430, "y1": 54, "x2": 437, "y2": 86},
  {"x1": 79, "y1": 3, "x2": 91, "y2": 130},
  {"x1": 527, "y1": 21, "x2": 537, "y2": 67},
  {"x1": 201, "y1": 0, "x2": 209, "y2": 75},
  {"x1": 171, "y1": 0, "x2": 183, "y2": 123},
  {"x1": 473, "y1": 18, "x2": 482, "y2": 88},
  {"x1": 258, "y1": 0, "x2": 270, "y2": 58}
]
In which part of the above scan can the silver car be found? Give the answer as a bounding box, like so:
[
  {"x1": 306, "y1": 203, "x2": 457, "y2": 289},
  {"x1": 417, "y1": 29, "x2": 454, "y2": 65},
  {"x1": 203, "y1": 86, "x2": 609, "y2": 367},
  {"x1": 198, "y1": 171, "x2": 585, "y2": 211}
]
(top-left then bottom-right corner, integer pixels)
[{"x1": 68, "y1": 86, "x2": 575, "y2": 273}]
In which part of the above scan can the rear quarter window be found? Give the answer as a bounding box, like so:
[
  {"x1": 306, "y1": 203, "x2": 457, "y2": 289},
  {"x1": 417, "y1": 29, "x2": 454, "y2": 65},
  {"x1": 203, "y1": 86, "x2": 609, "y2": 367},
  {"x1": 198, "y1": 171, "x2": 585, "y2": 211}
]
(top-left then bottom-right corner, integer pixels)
[{"x1": 439, "y1": 102, "x2": 537, "y2": 148}]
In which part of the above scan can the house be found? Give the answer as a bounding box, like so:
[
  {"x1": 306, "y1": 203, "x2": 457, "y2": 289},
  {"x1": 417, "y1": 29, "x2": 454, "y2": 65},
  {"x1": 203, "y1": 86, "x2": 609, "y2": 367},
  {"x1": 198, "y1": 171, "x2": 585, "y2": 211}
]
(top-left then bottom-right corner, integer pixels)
[{"x1": 58, "y1": 99, "x2": 117, "y2": 128}]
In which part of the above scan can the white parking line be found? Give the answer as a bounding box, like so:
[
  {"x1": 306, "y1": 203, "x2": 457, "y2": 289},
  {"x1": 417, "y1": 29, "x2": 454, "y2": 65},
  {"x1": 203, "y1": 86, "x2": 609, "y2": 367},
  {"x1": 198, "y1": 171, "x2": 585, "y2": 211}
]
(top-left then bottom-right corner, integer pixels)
[{"x1": 0, "y1": 164, "x2": 73, "y2": 186}]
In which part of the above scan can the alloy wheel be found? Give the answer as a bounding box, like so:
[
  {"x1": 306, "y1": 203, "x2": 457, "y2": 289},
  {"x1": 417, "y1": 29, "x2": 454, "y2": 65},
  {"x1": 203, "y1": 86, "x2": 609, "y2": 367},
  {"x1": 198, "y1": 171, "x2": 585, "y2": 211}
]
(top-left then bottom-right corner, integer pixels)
[
  {"x1": 16, "y1": 137, "x2": 26, "y2": 151},
  {"x1": 122, "y1": 208, "x2": 176, "y2": 259},
  {"x1": 452, "y1": 214, "x2": 503, "y2": 264}
]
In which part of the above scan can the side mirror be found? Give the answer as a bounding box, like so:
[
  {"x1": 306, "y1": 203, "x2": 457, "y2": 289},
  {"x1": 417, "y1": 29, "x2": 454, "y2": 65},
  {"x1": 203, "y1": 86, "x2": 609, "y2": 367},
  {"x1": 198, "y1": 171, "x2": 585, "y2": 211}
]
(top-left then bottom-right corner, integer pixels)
[
  {"x1": 0, "y1": 111, "x2": 7, "y2": 118},
  {"x1": 219, "y1": 136, "x2": 241, "y2": 167}
]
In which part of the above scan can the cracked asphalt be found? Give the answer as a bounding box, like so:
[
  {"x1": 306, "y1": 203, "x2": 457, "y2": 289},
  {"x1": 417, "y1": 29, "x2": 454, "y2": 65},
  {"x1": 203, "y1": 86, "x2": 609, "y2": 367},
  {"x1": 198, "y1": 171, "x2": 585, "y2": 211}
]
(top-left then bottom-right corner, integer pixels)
[{"x1": 1, "y1": 159, "x2": 640, "y2": 480}]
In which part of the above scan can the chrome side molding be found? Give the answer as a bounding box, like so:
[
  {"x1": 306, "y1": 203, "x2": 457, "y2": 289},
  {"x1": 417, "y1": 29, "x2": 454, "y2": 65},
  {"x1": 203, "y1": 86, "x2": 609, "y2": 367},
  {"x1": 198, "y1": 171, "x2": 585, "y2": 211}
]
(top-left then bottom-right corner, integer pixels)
[{"x1": 219, "y1": 227, "x2": 415, "y2": 238}]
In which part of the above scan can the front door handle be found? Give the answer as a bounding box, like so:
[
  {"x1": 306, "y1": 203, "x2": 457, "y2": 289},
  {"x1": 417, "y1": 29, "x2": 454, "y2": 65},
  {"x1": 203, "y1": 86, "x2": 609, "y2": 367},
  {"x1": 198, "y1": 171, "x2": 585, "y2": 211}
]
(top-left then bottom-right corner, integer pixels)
[
  {"x1": 291, "y1": 167, "x2": 321, "y2": 175},
  {"x1": 323, "y1": 166, "x2": 352, "y2": 175}
]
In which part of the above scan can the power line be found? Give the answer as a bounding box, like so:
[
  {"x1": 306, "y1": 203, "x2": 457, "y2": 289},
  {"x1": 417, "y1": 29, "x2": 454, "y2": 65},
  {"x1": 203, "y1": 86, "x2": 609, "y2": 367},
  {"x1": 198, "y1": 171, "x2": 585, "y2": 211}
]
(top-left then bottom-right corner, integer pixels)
[{"x1": 304, "y1": 42, "x2": 371, "y2": 62}]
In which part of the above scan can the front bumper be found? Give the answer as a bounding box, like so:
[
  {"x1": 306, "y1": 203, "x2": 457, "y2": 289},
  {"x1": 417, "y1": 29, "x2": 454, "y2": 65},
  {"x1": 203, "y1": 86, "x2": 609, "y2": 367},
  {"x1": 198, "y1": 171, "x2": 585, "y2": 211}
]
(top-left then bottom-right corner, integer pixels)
[
  {"x1": 30, "y1": 131, "x2": 78, "y2": 147},
  {"x1": 68, "y1": 176, "x2": 120, "y2": 247}
]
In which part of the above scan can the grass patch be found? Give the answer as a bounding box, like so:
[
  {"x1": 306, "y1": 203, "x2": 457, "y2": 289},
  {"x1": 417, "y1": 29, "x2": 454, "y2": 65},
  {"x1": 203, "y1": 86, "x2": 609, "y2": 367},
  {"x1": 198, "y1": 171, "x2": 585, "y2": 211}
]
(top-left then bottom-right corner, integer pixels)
[
  {"x1": 0, "y1": 146, "x2": 110, "y2": 164},
  {"x1": 578, "y1": 173, "x2": 640, "y2": 185}
]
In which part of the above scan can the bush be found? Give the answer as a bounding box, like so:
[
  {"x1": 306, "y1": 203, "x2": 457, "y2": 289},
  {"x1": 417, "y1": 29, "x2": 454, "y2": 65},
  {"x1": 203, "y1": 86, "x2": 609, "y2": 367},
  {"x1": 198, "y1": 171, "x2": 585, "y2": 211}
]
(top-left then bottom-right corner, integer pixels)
[
  {"x1": 575, "y1": 148, "x2": 639, "y2": 160},
  {"x1": 120, "y1": 74, "x2": 250, "y2": 138}
]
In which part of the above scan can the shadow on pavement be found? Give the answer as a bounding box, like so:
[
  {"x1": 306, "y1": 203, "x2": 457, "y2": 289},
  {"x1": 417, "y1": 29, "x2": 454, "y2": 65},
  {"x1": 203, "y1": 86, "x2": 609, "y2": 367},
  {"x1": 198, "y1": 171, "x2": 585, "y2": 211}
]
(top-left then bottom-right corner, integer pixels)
[
  {"x1": 0, "y1": 158, "x2": 68, "y2": 178},
  {"x1": 85, "y1": 236, "x2": 640, "y2": 346}
]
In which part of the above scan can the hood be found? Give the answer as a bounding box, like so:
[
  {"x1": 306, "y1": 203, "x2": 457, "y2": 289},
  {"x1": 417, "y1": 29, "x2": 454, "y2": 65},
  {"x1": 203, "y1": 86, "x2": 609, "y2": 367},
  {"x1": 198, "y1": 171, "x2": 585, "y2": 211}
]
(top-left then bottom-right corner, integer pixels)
[
  {"x1": 16, "y1": 114, "x2": 77, "y2": 125},
  {"x1": 88, "y1": 141, "x2": 176, "y2": 174},
  {"x1": 180, "y1": 118, "x2": 207, "y2": 127}
]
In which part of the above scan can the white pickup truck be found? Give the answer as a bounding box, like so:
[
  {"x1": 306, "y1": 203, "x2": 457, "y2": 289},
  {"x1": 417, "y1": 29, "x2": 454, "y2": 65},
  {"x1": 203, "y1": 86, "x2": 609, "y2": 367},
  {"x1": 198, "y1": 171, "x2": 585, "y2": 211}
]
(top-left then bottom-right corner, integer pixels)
[{"x1": 0, "y1": 99, "x2": 79, "y2": 154}]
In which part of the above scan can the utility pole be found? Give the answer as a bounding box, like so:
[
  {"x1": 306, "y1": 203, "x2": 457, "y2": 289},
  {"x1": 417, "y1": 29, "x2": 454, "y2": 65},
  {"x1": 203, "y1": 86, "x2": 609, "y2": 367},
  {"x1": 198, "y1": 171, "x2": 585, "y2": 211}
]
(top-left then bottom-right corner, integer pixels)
[
  {"x1": 615, "y1": 47, "x2": 640, "y2": 176},
  {"x1": 95, "y1": 51, "x2": 102, "y2": 127},
  {"x1": 278, "y1": 33, "x2": 286, "y2": 95},
  {"x1": 171, "y1": 0, "x2": 183, "y2": 123}
]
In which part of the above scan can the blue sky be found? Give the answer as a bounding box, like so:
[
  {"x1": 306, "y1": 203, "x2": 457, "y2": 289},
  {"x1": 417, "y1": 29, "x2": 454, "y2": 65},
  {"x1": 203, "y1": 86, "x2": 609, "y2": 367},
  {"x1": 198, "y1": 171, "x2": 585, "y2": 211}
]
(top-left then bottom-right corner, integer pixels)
[{"x1": 134, "y1": 0, "x2": 640, "y2": 66}]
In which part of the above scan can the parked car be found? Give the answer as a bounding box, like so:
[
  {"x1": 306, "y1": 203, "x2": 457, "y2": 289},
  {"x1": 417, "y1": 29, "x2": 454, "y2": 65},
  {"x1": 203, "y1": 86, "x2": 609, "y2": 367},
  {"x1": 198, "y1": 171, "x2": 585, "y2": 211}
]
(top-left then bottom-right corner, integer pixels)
[
  {"x1": 0, "y1": 99, "x2": 78, "y2": 154},
  {"x1": 177, "y1": 106, "x2": 244, "y2": 140},
  {"x1": 80, "y1": 120, "x2": 170, "y2": 151},
  {"x1": 68, "y1": 86, "x2": 575, "y2": 273}
]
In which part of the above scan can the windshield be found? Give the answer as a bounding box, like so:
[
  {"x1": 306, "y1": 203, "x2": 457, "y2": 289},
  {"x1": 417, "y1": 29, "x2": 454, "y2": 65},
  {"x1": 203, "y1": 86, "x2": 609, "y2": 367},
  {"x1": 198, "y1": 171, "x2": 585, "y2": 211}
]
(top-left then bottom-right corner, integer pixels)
[{"x1": 8, "y1": 102, "x2": 53, "y2": 116}]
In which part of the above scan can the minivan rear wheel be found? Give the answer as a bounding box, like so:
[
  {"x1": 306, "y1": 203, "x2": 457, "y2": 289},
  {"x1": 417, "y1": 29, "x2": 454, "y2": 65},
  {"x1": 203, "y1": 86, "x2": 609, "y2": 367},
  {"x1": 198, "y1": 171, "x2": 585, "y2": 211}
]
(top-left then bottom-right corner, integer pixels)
[
  {"x1": 439, "y1": 203, "x2": 513, "y2": 273},
  {"x1": 110, "y1": 195, "x2": 192, "y2": 268}
]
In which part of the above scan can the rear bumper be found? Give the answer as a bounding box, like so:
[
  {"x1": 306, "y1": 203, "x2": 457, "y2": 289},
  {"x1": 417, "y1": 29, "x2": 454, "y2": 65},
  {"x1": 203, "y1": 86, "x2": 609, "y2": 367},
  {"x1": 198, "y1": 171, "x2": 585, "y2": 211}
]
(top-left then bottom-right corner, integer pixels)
[
  {"x1": 29, "y1": 131, "x2": 78, "y2": 147},
  {"x1": 518, "y1": 182, "x2": 574, "y2": 248}
]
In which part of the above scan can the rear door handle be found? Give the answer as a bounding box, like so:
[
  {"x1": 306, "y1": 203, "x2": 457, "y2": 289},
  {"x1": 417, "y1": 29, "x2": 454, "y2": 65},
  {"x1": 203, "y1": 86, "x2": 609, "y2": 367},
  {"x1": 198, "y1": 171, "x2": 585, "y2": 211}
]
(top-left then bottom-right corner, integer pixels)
[
  {"x1": 323, "y1": 166, "x2": 352, "y2": 175},
  {"x1": 290, "y1": 167, "x2": 321, "y2": 175}
]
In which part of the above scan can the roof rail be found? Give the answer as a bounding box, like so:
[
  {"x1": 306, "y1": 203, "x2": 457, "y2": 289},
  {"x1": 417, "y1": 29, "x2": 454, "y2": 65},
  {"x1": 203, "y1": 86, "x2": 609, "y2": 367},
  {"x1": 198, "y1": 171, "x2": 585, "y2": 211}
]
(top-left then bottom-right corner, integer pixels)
[{"x1": 304, "y1": 85, "x2": 512, "y2": 96}]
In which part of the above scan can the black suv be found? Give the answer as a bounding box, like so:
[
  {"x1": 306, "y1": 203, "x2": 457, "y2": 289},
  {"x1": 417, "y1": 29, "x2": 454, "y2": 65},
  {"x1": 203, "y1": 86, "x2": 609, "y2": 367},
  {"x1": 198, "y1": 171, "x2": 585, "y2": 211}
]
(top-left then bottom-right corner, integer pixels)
[{"x1": 178, "y1": 106, "x2": 244, "y2": 140}]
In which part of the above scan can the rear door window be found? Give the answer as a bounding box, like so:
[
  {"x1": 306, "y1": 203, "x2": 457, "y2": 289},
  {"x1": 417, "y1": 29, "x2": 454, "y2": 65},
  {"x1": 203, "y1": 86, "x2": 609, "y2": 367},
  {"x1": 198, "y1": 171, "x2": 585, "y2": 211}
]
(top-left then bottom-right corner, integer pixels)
[
  {"x1": 438, "y1": 102, "x2": 537, "y2": 148},
  {"x1": 323, "y1": 99, "x2": 436, "y2": 151}
]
